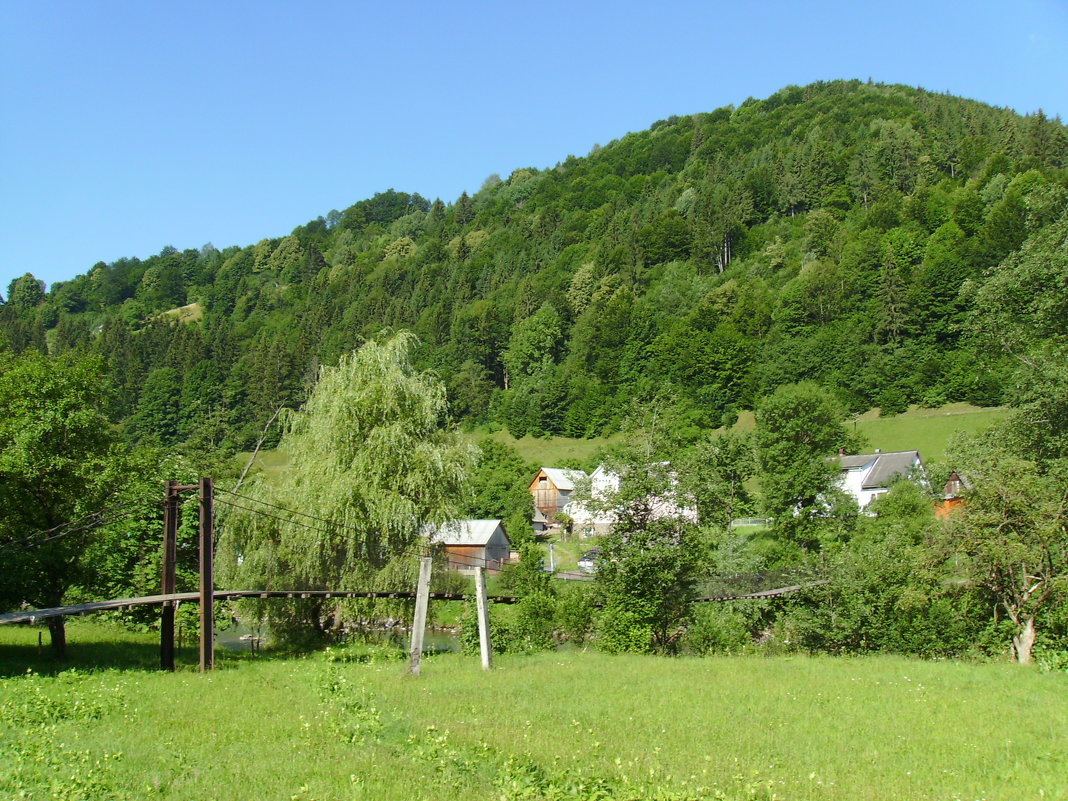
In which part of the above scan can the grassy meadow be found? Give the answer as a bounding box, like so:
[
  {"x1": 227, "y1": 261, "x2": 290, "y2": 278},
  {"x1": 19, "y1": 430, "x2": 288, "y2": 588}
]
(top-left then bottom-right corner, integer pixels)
[
  {"x1": 851, "y1": 403, "x2": 1009, "y2": 463},
  {"x1": 2, "y1": 622, "x2": 1066, "y2": 801},
  {"x1": 237, "y1": 403, "x2": 1008, "y2": 483},
  {"x1": 732, "y1": 403, "x2": 1007, "y2": 464}
]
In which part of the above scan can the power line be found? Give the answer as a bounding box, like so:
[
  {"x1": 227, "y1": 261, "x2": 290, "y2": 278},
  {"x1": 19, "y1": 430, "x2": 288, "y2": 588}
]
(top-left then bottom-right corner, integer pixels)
[
  {"x1": 217, "y1": 487, "x2": 590, "y2": 576},
  {"x1": 215, "y1": 491, "x2": 504, "y2": 571},
  {"x1": 0, "y1": 499, "x2": 148, "y2": 551},
  {"x1": 0, "y1": 499, "x2": 160, "y2": 554},
  {"x1": 214, "y1": 496, "x2": 471, "y2": 569},
  {"x1": 217, "y1": 487, "x2": 366, "y2": 532}
]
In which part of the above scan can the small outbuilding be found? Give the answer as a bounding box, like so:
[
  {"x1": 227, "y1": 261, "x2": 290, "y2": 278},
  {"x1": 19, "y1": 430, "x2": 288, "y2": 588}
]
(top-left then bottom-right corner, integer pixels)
[
  {"x1": 935, "y1": 471, "x2": 969, "y2": 518},
  {"x1": 425, "y1": 519, "x2": 512, "y2": 573}
]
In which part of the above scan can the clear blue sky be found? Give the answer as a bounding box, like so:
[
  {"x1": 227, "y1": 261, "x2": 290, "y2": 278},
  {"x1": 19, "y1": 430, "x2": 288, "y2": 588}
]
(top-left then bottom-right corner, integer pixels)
[{"x1": 2, "y1": 0, "x2": 1066, "y2": 293}]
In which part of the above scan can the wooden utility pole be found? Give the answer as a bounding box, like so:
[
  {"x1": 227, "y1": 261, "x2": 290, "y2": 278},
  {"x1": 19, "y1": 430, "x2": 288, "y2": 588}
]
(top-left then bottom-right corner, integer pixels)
[
  {"x1": 408, "y1": 556, "x2": 432, "y2": 676},
  {"x1": 199, "y1": 477, "x2": 214, "y2": 673},
  {"x1": 160, "y1": 480, "x2": 179, "y2": 671},
  {"x1": 474, "y1": 566, "x2": 492, "y2": 671}
]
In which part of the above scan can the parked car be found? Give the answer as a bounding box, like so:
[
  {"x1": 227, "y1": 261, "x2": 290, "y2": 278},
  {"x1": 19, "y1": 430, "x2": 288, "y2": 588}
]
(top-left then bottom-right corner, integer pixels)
[{"x1": 577, "y1": 549, "x2": 601, "y2": 574}]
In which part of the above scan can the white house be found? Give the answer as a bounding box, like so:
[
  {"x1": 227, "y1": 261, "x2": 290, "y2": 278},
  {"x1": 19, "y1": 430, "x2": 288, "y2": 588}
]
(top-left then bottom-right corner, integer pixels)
[
  {"x1": 837, "y1": 450, "x2": 926, "y2": 509},
  {"x1": 566, "y1": 463, "x2": 697, "y2": 537}
]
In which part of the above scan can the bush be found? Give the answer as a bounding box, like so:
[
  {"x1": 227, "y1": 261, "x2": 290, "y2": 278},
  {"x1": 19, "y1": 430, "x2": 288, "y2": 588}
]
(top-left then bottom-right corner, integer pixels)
[
  {"x1": 596, "y1": 603, "x2": 654, "y2": 654},
  {"x1": 684, "y1": 604, "x2": 751, "y2": 655},
  {"x1": 555, "y1": 583, "x2": 596, "y2": 646},
  {"x1": 459, "y1": 591, "x2": 557, "y2": 656}
]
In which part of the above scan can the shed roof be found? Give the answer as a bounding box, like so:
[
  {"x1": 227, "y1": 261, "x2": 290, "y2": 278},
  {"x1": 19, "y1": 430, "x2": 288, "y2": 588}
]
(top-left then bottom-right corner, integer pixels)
[
  {"x1": 838, "y1": 451, "x2": 922, "y2": 490},
  {"x1": 426, "y1": 519, "x2": 508, "y2": 547},
  {"x1": 538, "y1": 467, "x2": 588, "y2": 491}
]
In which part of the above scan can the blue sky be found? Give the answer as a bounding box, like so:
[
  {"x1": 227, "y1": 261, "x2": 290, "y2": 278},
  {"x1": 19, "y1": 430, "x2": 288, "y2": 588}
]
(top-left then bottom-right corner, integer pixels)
[{"x1": 2, "y1": 0, "x2": 1066, "y2": 293}]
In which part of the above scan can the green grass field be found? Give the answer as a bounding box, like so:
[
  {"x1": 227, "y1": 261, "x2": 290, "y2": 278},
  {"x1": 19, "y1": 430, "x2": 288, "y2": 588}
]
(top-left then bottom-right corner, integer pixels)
[
  {"x1": 2, "y1": 622, "x2": 1065, "y2": 800},
  {"x1": 735, "y1": 403, "x2": 1007, "y2": 463},
  {"x1": 238, "y1": 404, "x2": 1007, "y2": 483},
  {"x1": 851, "y1": 403, "x2": 1009, "y2": 463},
  {"x1": 471, "y1": 429, "x2": 625, "y2": 470}
]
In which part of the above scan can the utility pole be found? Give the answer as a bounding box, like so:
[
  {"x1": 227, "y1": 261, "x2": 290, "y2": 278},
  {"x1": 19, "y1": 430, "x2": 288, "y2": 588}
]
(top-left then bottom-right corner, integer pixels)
[
  {"x1": 408, "y1": 556, "x2": 432, "y2": 676},
  {"x1": 160, "y1": 480, "x2": 179, "y2": 671},
  {"x1": 199, "y1": 477, "x2": 214, "y2": 673},
  {"x1": 474, "y1": 566, "x2": 492, "y2": 671}
]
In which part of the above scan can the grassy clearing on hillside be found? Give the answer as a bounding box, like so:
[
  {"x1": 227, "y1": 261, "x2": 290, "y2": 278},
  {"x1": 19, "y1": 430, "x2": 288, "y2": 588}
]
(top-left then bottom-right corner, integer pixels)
[
  {"x1": 237, "y1": 404, "x2": 1005, "y2": 483},
  {"x1": 472, "y1": 429, "x2": 625, "y2": 470},
  {"x1": 851, "y1": 404, "x2": 1009, "y2": 463},
  {"x1": 2, "y1": 623, "x2": 1065, "y2": 801},
  {"x1": 159, "y1": 302, "x2": 203, "y2": 324},
  {"x1": 233, "y1": 447, "x2": 290, "y2": 483},
  {"x1": 737, "y1": 404, "x2": 1007, "y2": 462}
]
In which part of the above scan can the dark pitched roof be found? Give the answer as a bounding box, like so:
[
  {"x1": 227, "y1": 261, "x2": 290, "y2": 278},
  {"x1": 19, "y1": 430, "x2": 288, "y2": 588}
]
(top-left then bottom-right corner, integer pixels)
[
  {"x1": 838, "y1": 450, "x2": 923, "y2": 490},
  {"x1": 943, "y1": 470, "x2": 971, "y2": 498}
]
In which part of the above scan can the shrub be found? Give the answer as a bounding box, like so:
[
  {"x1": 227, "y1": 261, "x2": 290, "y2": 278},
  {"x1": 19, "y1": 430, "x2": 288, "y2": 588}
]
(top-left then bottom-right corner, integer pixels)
[
  {"x1": 685, "y1": 604, "x2": 751, "y2": 655},
  {"x1": 596, "y1": 603, "x2": 654, "y2": 654}
]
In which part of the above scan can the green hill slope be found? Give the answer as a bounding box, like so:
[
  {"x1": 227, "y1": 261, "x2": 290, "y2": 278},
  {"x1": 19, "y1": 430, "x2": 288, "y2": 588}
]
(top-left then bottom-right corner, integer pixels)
[{"x1": 4, "y1": 80, "x2": 1065, "y2": 452}]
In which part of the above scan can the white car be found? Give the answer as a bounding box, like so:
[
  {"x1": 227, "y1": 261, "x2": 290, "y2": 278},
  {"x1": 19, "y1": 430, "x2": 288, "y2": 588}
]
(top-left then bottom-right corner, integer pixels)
[{"x1": 577, "y1": 549, "x2": 601, "y2": 574}]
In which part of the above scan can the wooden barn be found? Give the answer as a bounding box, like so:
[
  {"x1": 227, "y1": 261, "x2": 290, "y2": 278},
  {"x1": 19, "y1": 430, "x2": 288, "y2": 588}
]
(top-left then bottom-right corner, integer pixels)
[
  {"x1": 529, "y1": 467, "x2": 588, "y2": 522},
  {"x1": 425, "y1": 519, "x2": 512, "y2": 573}
]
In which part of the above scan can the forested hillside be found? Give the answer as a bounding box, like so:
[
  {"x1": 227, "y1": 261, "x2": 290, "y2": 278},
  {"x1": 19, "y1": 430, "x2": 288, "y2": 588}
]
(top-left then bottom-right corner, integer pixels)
[{"x1": 2, "y1": 80, "x2": 1066, "y2": 450}]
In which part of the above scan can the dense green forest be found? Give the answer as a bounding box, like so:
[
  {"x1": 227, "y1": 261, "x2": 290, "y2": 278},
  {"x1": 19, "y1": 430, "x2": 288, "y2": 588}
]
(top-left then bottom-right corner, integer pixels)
[{"x1": 3, "y1": 80, "x2": 1066, "y2": 449}]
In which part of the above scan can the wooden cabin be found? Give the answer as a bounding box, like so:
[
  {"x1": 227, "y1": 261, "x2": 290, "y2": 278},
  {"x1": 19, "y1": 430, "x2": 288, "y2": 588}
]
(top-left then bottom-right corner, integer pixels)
[
  {"x1": 935, "y1": 471, "x2": 968, "y2": 518},
  {"x1": 528, "y1": 467, "x2": 588, "y2": 522},
  {"x1": 425, "y1": 519, "x2": 512, "y2": 573}
]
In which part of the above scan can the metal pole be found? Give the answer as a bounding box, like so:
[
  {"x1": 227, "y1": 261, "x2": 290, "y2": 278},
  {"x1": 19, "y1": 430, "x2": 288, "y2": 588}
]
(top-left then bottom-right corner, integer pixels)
[
  {"x1": 408, "y1": 556, "x2": 432, "y2": 676},
  {"x1": 199, "y1": 477, "x2": 214, "y2": 673},
  {"x1": 474, "y1": 566, "x2": 492, "y2": 671},
  {"x1": 160, "y1": 480, "x2": 179, "y2": 671}
]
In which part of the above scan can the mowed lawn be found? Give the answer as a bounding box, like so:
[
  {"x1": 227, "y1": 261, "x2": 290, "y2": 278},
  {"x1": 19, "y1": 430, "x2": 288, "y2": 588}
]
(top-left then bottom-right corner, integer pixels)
[{"x1": 2, "y1": 623, "x2": 1066, "y2": 801}]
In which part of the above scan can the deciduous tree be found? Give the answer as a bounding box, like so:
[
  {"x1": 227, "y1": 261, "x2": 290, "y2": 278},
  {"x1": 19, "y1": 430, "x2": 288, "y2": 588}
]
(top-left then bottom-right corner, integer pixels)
[
  {"x1": 940, "y1": 446, "x2": 1067, "y2": 663},
  {"x1": 754, "y1": 382, "x2": 857, "y2": 550},
  {"x1": 217, "y1": 333, "x2": 476, "y2": 641},
  {"x1": 0, "y1": 352, "x2": 123, "y2": 656}
]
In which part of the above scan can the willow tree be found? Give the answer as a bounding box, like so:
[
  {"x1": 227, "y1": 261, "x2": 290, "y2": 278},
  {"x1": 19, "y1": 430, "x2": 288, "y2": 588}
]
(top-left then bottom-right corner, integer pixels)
[{"x1": 218, "y1": 332, "x2": 476, "y2": 640}]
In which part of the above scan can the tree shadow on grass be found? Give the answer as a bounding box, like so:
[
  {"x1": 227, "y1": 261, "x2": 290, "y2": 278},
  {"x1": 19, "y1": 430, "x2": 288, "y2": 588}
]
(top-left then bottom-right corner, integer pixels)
[{"x1": 0, "y1": 623, "x2": 285, "y2": 677}]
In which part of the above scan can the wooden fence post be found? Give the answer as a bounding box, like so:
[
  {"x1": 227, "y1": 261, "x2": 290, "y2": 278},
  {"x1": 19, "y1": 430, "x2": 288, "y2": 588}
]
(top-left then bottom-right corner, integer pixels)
[
  {"x1": 474, "y1": 566, "x2": 492, "y2": 670},
  {"x1": 408, "y1": 556, "x2": 432, "y2": 676},
  {"x1": 199, "y1": 477, "x2": 214, "y2": 673},
  {"x1": 160, "y1": 480, "x2": 179, "y2": 671}
]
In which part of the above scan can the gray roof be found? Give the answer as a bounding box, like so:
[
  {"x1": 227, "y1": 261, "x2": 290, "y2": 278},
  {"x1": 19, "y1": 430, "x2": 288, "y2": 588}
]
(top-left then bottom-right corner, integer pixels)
[
  {"x1": 838, "y1": 451, "x2": 922, "y2": 489},
  {"x1": 539, "y1": 467, "x2": 588, "y2": 492},
  {"x1": 426, "y1": 519, "x2": 508, "y2": 546}
]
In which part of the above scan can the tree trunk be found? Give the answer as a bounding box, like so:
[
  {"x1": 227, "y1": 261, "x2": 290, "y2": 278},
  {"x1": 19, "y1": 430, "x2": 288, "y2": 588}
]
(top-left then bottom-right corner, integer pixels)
[
  {"x1": 1012, "y1": 616, "x2": 1036, "y2": 664},
  {"x1": 48, "y1": 617, "x2": 67, "y2": 659}
]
